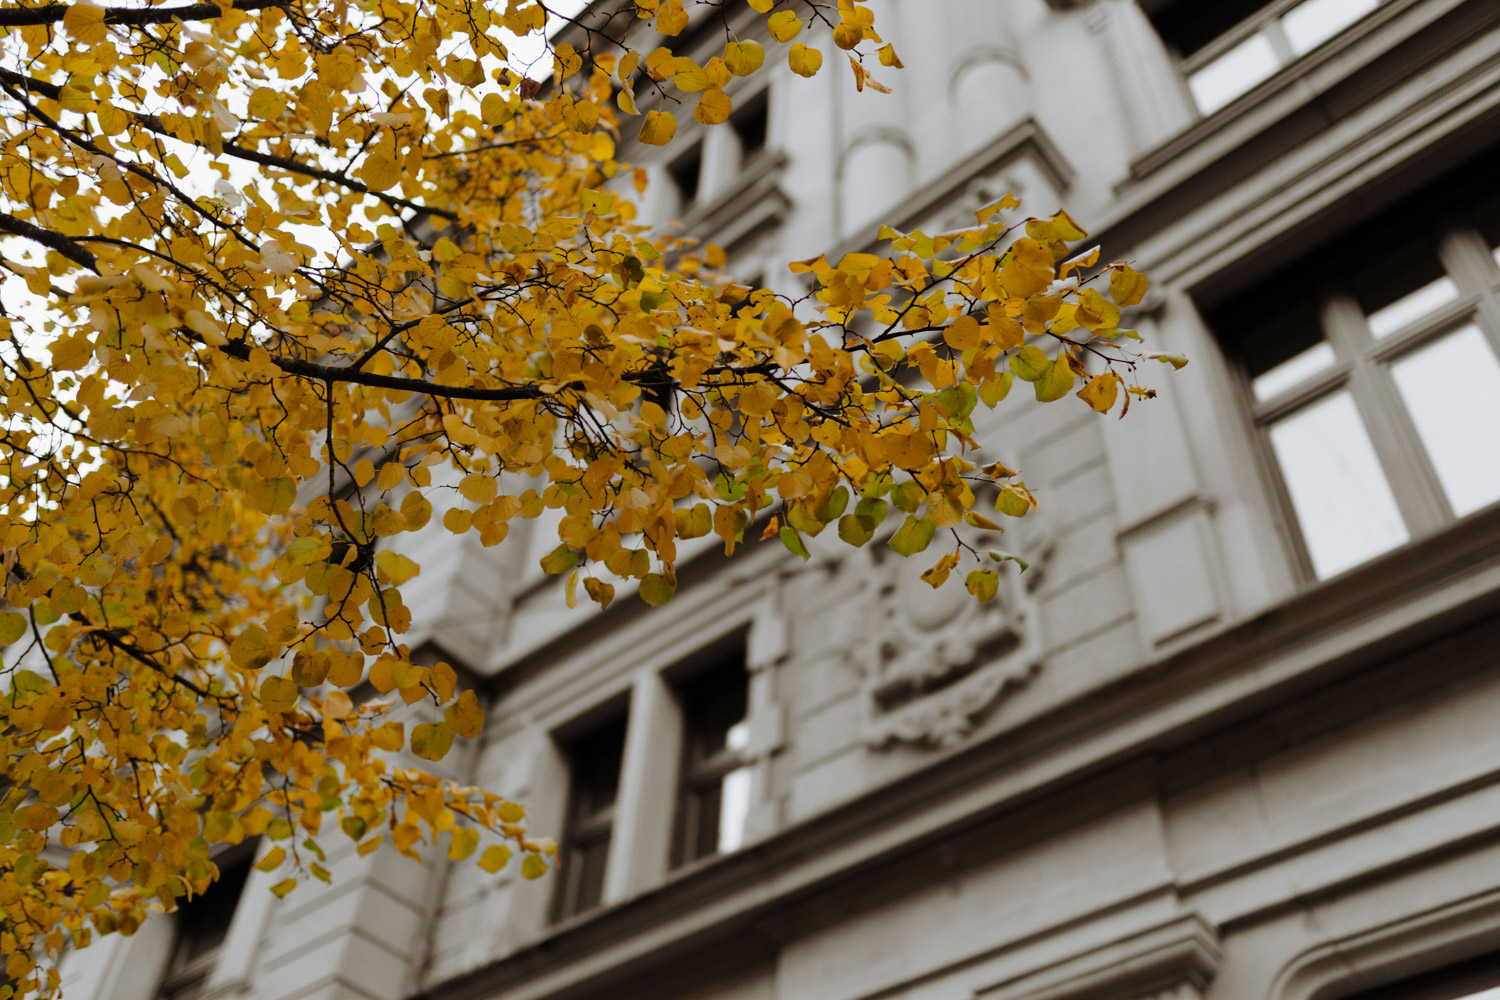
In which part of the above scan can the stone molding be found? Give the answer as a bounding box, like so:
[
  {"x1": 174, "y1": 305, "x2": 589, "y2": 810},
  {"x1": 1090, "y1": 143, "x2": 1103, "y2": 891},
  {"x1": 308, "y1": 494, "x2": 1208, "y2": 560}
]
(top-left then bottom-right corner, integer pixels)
[
  {"x1": 974, "y1": 913, "x2": 1222, "y2": 1000},
  {"x1": 861, "y1": 514, "x2": 1055, "y2": 750},
  {"x1": 1269, "y1": 886, "x2": 1500, "y2": 1000}
]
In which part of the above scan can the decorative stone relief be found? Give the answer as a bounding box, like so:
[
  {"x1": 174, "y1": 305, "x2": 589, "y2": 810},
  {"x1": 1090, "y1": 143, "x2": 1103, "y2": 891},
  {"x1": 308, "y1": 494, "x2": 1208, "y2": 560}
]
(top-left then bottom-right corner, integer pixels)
[{"x1": 861, "y1": 511, "x2": 1054, "y2": 750}]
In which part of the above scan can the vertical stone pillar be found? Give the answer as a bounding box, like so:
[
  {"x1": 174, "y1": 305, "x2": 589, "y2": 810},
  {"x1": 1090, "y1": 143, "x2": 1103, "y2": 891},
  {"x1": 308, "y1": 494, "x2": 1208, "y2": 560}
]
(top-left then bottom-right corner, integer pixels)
[
  {"x1": 603, "y1": 668, "x2": 683, "y2": 903},
  {"x1": 1084, "y1": 0, "x2": 1196, "y2": 155},
  {"x1": 838, "y1": 0, "x2": 912, "y2": 237},
  {"x1": 947, "y1": 0, "x2": 1031, "y2": 152}
]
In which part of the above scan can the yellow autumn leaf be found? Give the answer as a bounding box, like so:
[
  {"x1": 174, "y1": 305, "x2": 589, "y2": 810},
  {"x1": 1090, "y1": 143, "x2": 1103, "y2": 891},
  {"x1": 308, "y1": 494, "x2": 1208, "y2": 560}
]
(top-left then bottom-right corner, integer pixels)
[
  {"x1": 639, "y1": 110, "x2": 677, "y2": 145},
  {"x1": 459, "y1": 473, "x2": 498, "y2": 505},
  {"x1": 724, "y1": 40, "x2": 765, "y2": 76},
  {"x1": 259, "y1": 676, "x2": 299, "y2": 714},
  {"x1": 411, "y1": 722, "x2": 455, "y2": 761},
  {"x1": 1077, "y1": 373, "x2": 1120, "y2": 413},
  {"x1": 374, "y1": 550, "x2": 419, "y2": 585},
  {"x1": 444, "y1": 689, "x2": 484, "y2": 738},
  {"x1": 768, "y1": 10, "x2": 801, "y2": 42},
  {"x1": 478, "y1": 844, "x2": 512, "y2": 873},
  {"x1": 695, "y1": 88, "x2": 732, "y2": 125},
  {"x1": 789, "y1": 43, "x2": 823, "y2": 77}
]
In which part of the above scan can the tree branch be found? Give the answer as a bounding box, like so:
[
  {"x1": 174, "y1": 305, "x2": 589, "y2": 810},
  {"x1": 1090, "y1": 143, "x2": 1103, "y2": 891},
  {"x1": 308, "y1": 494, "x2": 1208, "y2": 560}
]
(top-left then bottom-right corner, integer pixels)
[
  {"x1": 0, "y1": 0, "x2": 290, "y2": 27},
  {"x1": 0, "y1": 212, "x2": 98, "y2": 271}
]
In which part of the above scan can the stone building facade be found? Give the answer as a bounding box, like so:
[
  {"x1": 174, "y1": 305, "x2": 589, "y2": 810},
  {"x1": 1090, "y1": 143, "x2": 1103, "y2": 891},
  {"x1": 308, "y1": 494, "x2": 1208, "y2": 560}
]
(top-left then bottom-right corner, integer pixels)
[{"x1": 59, "y1": 1, "x2": 1500, "y2": 999}]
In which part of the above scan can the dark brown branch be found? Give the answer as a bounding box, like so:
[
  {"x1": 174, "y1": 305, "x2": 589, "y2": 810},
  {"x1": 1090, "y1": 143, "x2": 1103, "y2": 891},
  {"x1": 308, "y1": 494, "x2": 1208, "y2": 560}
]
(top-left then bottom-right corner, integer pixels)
[
  {"x1": 0, "y1": 0, "x2": 290, "y2": 27},
  {"x1": 0, "y1": 212, "x2": 98, "y2": 271},
  {"x1": 204, "y1": 334, "x2": 777, "y2": 403}
]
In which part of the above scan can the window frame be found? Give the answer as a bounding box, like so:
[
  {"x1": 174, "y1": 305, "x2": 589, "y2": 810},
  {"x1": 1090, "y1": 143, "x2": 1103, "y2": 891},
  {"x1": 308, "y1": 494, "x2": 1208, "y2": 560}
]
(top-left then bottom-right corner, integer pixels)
[
  {"x1": 668, "y1": 649, "x2": 751, "y2": 869},
  {"x1": 1228, "y1": 208, "x2": 1500, "y2": 582},
  {"x1": 550, "y1": 710, "x2": 629, "y2": 924},
  {"x1": 1151, "y1": 0, "x2": 1386, "y2": 116},
  {"x1": 155, "y1": 842, "x2": 257, "y2": 1000}
]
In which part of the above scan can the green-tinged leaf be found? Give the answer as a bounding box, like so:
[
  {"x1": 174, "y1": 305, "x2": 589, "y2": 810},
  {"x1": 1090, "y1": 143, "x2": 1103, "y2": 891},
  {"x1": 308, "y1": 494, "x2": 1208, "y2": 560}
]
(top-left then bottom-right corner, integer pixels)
[
  {"x1": 1009, "y1": 344, "x2": 1049, "y2": 382},
  {"x1": 522, "y1": 853, "x2": 549, "y2": 880},
  {"x1": 0, "y1": 611, "x2": 26, "y2": 645},
  {"x1": 888, "y1": 515, "x2": 936, "y2": 557},
  {"x1": 838, "y1": 513, "x2": 876, "y2": 547},
  {"x1": 639, "y1": 573, "x2": 676, "y2": 606},
  {"x1": 1034, "y1": 357, "x2": 1076, "y2": 402},
  {"x1": 987, "y1": 549, "x2": 1031, "y2": 572},
  {"x1": 411, "y1": 722, "x2": 455, "y2": 761},
  {"x1": 539, "y1": 544, "x2": 579, "y2": 575},
  {"x1": 891, "y1": 480, "x2": 924, "y2": 513},
  {"x1": 966, "y1": 569, "x2": 999, "y2": 602},
  {"x1": 995, "y1": 483, "x2": 1035, "y2": 517},
  {"x1": 780, "y1": 525, "x2": 810, "y2": 559}
]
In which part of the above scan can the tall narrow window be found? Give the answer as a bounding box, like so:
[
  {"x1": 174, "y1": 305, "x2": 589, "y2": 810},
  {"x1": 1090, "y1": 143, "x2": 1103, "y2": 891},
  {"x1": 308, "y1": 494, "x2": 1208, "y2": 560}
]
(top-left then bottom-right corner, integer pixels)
[
  {"x1": 671, "y1": 650, "x2": 751, "y2": 867},
  {"x1": 730, "y1": 91, "x2": 769, "y2": 163},
  {"x1": 553, "y1": 714, "x2": 627, "y2": 921},
  {"x1": 156, "y1": 846, "x2": 254, "y2": 1000},
  {"x1": 1215, "y1": 160, "x2": 1500, "y2": 580}
]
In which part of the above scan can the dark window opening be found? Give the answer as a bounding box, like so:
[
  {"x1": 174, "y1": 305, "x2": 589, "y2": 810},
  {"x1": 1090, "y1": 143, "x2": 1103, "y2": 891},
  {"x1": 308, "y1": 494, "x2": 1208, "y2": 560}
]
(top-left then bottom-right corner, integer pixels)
[
  {"x1": 671, "y1": 647, "x2": 751, "y2": 867},
  {"x1": 1147, "y1": 0, "x2": 1277, "y2": 58},
  {"x1": 668, "y1": 148, "x2": 702, "y2": 207},
  {"x1": 553, "y1": 713, "x2": 628, "y2": 921},
  {"x1": 156, "y1": 844, "x2": 255, "y2": 1000},
  {"x1": 730, "y1": 92, "x2": 769, "y2": 161}
]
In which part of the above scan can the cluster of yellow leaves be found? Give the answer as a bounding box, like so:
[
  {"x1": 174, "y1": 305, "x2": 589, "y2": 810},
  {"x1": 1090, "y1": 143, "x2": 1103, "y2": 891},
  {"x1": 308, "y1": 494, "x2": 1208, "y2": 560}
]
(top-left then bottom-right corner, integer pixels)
[{"x1": 0, "y1": 0, "x2": 1166, "y2": 995}]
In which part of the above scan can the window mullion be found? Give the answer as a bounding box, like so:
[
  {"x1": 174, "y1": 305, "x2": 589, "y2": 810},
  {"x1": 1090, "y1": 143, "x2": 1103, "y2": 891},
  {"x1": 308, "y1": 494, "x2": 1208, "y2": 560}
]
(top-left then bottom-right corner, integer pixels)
[
  {"x1": 1438, "y1": 219, "x2": 1500, "y2": 361},
  {"x1": 1322, "y1": 294, "x2": 1453, "y2": 533}
]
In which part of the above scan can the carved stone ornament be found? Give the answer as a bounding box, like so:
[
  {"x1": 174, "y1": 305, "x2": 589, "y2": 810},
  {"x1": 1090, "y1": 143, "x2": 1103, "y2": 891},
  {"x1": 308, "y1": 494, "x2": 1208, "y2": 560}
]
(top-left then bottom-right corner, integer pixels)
[{"x1": 860, "y1": 512, "x2": 1054, "y2": 750}]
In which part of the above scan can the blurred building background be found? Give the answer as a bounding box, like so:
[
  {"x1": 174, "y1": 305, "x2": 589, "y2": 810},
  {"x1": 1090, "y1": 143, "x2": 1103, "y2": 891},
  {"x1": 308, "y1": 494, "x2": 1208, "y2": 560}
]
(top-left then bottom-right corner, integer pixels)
[{"x1": 59, "y1": 0, "x2": 1500, "y2": 999}]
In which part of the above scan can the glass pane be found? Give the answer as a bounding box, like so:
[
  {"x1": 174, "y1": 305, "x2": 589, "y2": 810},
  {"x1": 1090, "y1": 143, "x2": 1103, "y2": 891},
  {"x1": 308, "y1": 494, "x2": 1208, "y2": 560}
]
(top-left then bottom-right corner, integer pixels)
[
  {"x1": 1366, "y1": 277, "x2": 1458, "y2": 339},
  {"x1": 1269, "y1": 392, "x2": 1408, "y2": 577},
  {"x1": 680, "y1": 656, "x2": 748, "y2": 766},
  {"x1": 717, "y1": 767, "x2": 752, "y2": 854},
  {"x1": 572, "y1": 834, "x2": 610, "y2": 915},
  {"x1": 1282, "y1": 0, "x2": 1377, "y2": 55},
  {"x1": 1188, "y1": 33, "x2": 1281, "y2": 114},
  {"x1": 1253, "y1": 341, "x2": 1337, "y2": 401},
  {"x1": 1390, "y1": 325, "x2": 1500, "y2": 516},
  {"x1": 569, "y1": 715, "x2": 627, "y2": 821}
]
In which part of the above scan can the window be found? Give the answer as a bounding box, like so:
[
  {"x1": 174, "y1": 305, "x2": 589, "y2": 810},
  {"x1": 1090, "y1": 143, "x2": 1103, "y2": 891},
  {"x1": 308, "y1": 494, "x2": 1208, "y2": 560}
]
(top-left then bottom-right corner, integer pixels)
[
  {"x1": 552, "y1": 713, "x2": 627, "y2": 921},
  {"x1": 1215, "y1": 168, "x2": 1500, "y2": 580},
  {"x1": 729, "y1": 90, "x2": 768, "y2": 164},
  {"x1": 156, "y1": 846, "x2": 254, "y2": 1000},
  {"x1": 667, "y1": 146, "x2": 702, "y2": 212},
  {"x1": 671, "y1": 648, "x2": 751, "y2": 867},
  {"x1": 657, "y1": 87, "x2": 771, "y2": 218},
  {"x1": 1148, "y1": 0, "x2": 1383, "y2": 114}
]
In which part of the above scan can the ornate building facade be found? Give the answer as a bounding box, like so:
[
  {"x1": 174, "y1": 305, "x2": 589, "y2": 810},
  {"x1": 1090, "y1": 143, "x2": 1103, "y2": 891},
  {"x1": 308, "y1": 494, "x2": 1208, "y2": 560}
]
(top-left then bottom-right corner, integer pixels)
[{"x1": 60, "y1": 1, "x2": 1500, "y2": 999}]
